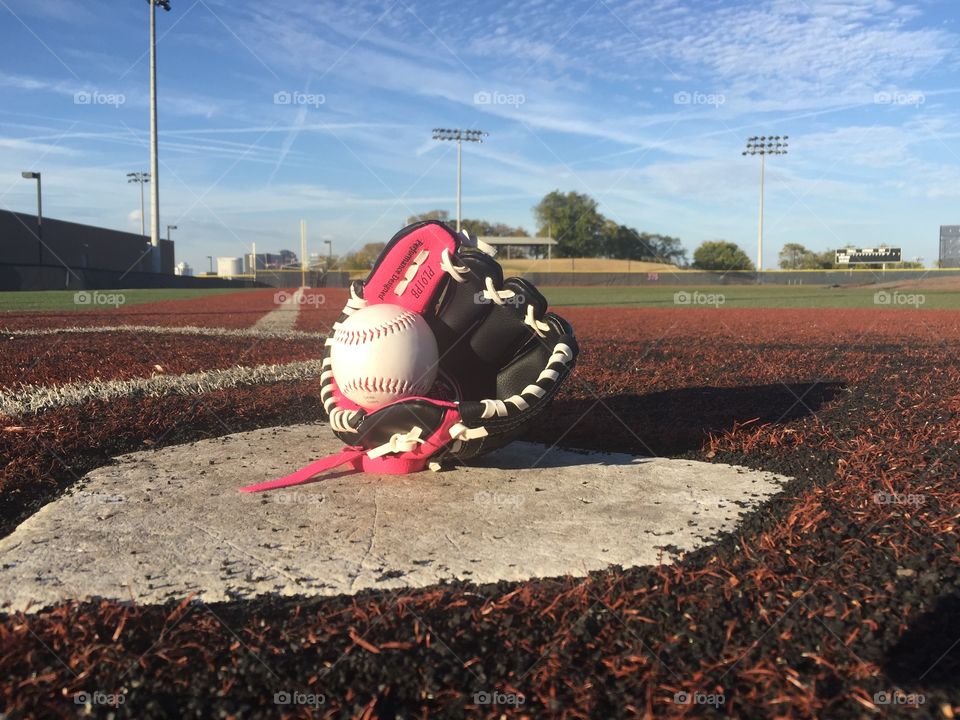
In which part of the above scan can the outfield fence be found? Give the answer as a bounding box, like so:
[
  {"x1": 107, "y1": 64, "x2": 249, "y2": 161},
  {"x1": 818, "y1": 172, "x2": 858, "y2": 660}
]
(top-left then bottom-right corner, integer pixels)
[{"x1": 515, "y1": 268, "x2": 960, "y2": 286}]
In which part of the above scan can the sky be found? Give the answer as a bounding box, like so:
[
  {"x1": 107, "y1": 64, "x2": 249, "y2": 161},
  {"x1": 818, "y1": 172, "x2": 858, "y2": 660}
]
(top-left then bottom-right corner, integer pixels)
[{"x1": 1, "y1": 0, "x2": 959, "y2": 272}]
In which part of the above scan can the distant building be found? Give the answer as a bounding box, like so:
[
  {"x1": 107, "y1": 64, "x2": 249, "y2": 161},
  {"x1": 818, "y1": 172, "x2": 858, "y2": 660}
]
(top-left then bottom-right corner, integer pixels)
[
  {"x1": 174, "y1": 262, "x2": 193, "y2": 277},
  {"x1": 216, "y1": 257, "x2": 243, "y2": 277},
  {"x1": 940, "y1": 225, "x2": 960, "y2": 268},
  {"x1": 244, "y1": 252, "x2": 283, "y2": 272}
]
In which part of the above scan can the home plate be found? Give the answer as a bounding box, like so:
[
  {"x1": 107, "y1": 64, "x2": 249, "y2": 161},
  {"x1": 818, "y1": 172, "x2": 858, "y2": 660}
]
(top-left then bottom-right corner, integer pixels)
[{"x1": 0, "y1": 423, "x2": 790, "y2": 613}]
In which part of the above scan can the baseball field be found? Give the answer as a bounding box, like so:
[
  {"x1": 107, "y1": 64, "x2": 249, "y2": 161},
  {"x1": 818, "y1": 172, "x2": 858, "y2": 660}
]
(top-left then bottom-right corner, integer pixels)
[{"x1": 1, "y1": 286, "x2": 958, "y2": 718}]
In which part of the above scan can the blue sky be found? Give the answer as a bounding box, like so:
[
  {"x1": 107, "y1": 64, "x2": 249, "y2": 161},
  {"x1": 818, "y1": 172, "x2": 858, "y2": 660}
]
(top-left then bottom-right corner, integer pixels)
[{"x1": 1, "y1": 0, "x2": 959, "y2": 271}]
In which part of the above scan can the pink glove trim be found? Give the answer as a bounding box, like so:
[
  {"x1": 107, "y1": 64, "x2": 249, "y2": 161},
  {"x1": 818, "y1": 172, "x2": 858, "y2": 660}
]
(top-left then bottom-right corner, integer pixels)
[
  {"x1": 364, "y1": 223, "x2": 456, "y2": 313},
  {"x1": 238, "y1": 408, "x2": 464, "y2": 492}
]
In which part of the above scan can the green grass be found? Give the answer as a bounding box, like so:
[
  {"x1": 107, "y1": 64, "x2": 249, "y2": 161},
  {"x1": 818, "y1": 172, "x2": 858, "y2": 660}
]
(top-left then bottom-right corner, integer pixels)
[
  {"x1": 544, "y1": 285, "x2": 960, "y2": 309},
  {"x1": 0, "y1": 288, "x2": 256, "y2": 313}
]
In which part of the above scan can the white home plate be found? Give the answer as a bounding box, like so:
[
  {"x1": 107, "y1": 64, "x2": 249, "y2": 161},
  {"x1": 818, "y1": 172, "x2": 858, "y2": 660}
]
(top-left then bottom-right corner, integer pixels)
[{"x1": 0, "y1": 423, "x2": 790, "y2": 613}]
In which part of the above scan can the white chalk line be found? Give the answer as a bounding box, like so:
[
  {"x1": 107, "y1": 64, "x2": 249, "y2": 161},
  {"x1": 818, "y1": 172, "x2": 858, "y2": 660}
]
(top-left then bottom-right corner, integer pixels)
[
  {"x1": 0, "y1": 324, "x2": 326, "y2": 341},
  {"x1": 0, "y1": 359, "x2": 325, "y2": 419}
]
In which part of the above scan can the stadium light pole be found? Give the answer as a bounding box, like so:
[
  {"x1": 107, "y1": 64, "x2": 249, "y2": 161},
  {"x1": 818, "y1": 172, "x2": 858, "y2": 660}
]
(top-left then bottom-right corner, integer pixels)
[
  {"x1": 166, "y1": 224, "x2": 177, "y2": 242},
  {"x1": 20, "y1": 171, "x2": 42, "y2": 264},
  {"x1": 742, "y1": 135, "x2": 788, "y2": 273},
  {"x1": 127, "y1": 172, "x2": 150, "y2": 238},
  {"x1": 207, "y1": 255, "x2": 213, "y2": 274},
  {"x1": 148, "y1": 0, "x2": 171, "y2": 273},
  {"x1": 324, "y1": 238, "x2": 332, "y2": 266},
  {"x1": 432, "y1": 128, "x2": 488, "y2": 232}
]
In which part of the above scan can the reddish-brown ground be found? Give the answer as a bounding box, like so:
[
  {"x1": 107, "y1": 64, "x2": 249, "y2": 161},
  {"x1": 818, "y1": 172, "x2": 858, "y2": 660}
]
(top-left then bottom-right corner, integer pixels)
[
  {"x1": 0, "y1": 333, "x2": 324, "y2": 391},
  {"x1": 0, "y1": 307, "x2": 958, "y2": 719},
  {"x1": 294, "y1": 287, "x2": 349, "y2": 332}
]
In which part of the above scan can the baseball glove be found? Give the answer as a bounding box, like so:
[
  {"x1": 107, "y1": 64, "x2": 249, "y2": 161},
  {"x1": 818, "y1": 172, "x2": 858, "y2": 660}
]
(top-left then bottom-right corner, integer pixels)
[{"x1": 241, "y1": 220, "x2": 578, "y2": 492}]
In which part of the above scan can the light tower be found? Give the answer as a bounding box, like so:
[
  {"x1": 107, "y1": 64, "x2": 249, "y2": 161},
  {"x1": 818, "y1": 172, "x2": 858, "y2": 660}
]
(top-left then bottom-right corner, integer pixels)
[
  {"x1": 20, "y1": 171, "x2": 42, "y2": 264},
  {"x1": 127, "y1": 172, "x2": 150, "y2": 237},
  {"x1": 742, "y1": 135, "x2": 788, "y2": 272},
  {"x1": 432, "y1": 128, "x2": 488, "y2": 232},
  {"x1": 148, "y1": 0, "x2": 171, "y2": 272}
]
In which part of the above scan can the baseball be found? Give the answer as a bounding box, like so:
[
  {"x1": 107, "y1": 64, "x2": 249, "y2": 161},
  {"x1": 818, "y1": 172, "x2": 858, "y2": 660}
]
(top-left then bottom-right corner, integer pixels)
[{"x1": 330, "y1": 303, "x2": 439, "y2": 410}]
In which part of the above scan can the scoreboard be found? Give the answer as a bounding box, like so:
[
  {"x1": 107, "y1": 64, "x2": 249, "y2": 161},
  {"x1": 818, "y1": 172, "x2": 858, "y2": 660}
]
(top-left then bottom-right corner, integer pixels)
[{"x1": 835, "y1": 247, "x2": 902, "y2": 264}]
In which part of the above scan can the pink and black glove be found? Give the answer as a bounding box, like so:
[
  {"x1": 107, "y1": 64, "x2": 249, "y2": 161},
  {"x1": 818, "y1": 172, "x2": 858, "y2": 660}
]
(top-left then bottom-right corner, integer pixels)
[{"x1": 241, "y1": 220, "x2": 578, "y2": 492}]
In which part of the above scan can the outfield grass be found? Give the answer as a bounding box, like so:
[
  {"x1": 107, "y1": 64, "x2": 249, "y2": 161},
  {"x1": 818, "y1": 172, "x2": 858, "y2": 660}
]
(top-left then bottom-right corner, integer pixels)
[
  {"x1": 0, "y1": 288, "x2": 256, "y2": 313},
  {"x1": 544, "y1": 284, "x2": 960, "y2": 309},
  {"x1": 2, "y1": 284, "x2": 958, "y2": 313}
]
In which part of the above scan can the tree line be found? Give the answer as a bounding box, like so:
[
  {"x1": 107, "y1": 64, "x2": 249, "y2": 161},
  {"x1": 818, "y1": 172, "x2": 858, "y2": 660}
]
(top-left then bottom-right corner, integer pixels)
[{"x1": 322, "y1": 192, "x2": 919, "y2": 271}]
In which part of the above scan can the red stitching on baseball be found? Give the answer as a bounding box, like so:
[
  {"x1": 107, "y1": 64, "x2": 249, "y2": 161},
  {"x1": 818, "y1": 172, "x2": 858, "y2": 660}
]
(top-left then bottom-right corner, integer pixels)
[
  {"x1": 340, "y1": 376, "x2": 429, "y2": 395},
  {"x1": 334, "y1": 311, "x2": 418, "y2": 346}
]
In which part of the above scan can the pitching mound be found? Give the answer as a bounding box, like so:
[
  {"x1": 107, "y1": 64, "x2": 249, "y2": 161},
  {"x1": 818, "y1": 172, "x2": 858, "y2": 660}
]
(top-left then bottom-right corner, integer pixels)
[{"x1": 0, "y1": 423, "x2": 789, "y2": 613}]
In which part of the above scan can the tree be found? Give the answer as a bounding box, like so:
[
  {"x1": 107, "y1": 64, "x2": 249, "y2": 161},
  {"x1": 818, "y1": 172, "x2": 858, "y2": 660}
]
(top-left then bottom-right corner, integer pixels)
[
  {"x1": 692, "y1": 241, "x2": 754, "y2": 271},
  {"x1": 779, "y1": 243, "x2": 812, "y2": 269},
  {"x1": 457, "y1": 219, "x2": 529, "y2": 238},
  {"x1": 406, "y1": 209, "x2": 449, "y2": 225},
  {"x1": 600, "y1": 223, "x2": 687, "y2": 265},
  {"x1": 778, "y1": 243, "x2": 838, "y2": 269},
  {"x1": 343, "y1": 242, "x2": 386, "y2": 269},
  {"x1": 534, "y1": 190, "x2": 605, "y2": 257},
  {"x1": 278, "y1": 249, "x2": 299, "y2": 268},
  {"x1": 647, "y1": 234, "x2": 687, "y2": 266}
]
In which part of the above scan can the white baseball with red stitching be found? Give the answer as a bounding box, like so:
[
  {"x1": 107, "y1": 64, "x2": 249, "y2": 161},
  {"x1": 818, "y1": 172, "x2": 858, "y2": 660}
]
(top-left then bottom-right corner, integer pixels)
[{"x1": 330, "y1": 303, "x2": 439, "y2": 410}]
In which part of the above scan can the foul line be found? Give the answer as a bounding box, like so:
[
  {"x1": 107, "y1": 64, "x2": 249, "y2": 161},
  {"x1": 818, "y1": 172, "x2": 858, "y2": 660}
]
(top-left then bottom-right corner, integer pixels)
[{"x1": 0, "y1": 359, "x2": 325, "y2": 419}]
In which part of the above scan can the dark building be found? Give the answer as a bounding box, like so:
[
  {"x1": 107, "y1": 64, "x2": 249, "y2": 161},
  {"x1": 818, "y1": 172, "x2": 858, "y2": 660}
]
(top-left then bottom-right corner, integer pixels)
[
  {"x1": 940, "y1": 225, "x2": 960, "y2": 268},
  {"x1": 0, "y1": 210, "x2": 174, "y2": 289}
]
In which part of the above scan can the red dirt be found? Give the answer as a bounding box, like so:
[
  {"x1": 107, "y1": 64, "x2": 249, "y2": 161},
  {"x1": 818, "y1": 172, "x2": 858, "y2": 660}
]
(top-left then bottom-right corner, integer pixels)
[
  {"x1": 1, "y1": 307, "x2": 959, "y2": 719},
  {"x1": 0, "y1": 333, "x2": 324, "y2": 391},
  {"x1": 294, "y1": 287, "x2": 349, "y2": 332}
]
